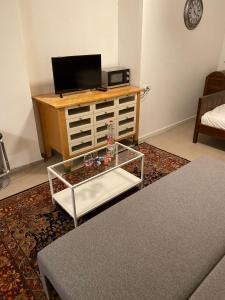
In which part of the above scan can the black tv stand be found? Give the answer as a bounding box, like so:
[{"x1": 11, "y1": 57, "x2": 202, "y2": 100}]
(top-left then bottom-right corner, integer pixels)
[
  {"x1": 58, "y1": 89, "x2": 87, "y2": 99},
  {"x1": 96, "y1": 87, "x2": 108, "y2": 92}
]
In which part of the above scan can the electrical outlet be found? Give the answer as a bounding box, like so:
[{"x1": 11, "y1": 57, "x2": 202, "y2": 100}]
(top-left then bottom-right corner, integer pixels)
[
  {"x1": 142, "y1": 84, "x2": 151, "y2": 92},
  {"x1": 140, "y1": 84, "x2": 151, "y2": 100},
  {"x1": 144, "y1": 86, "x2": 151, "y2": 93}
]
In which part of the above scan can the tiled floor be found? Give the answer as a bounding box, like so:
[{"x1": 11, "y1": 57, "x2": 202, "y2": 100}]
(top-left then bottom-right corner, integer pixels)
[
  {"x1": 0, "y1": 154, "x2": 61, "y2": 200},
  {"x1": 146, "y1": 118, "x2": 225, "y2": 162},
  {"x1": 1, "y1": 118, "x2": 225, "y2": 200}
]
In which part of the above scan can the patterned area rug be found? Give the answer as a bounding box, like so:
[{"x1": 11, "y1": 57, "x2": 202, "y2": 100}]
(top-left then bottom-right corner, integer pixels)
[{"x1": 0, "y1": 143, "x2": 189, "y2": 299}]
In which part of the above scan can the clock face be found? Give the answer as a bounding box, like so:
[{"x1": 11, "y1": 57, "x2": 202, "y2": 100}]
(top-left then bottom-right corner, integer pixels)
[{"x1": 184, "y1": 0, "x2": 203, "y2": 30}]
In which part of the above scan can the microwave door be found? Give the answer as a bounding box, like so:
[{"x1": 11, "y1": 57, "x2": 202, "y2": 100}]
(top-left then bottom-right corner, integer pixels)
[{"x1": 108, "y1": 71, "x2": 124, "y2": 87}]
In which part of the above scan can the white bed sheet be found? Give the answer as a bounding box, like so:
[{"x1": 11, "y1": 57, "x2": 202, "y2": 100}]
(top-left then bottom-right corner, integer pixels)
[{"x1": 201, "y1": 104, "x2": 225, "y2": 130}]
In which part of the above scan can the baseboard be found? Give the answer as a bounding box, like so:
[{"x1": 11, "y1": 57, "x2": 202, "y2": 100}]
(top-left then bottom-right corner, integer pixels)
[
  {"x1": 10, "y1": 159, "x2": 44, "y2": 174},
  {"x1": 139, "y1": 115, "x2": 196, "y2": 143}
]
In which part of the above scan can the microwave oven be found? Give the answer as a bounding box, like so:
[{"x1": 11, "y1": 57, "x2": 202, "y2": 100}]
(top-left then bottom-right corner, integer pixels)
[{"x1": 102, "y1": 67, "x2": 130, "y2": 89}]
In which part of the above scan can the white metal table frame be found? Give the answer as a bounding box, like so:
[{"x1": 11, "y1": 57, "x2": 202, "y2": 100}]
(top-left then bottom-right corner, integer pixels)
[{"x1": 47, "y1": 142, "x2": 144, "y2": 227}]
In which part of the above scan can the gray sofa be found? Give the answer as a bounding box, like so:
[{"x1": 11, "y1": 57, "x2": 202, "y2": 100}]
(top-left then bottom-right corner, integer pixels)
[{"x1": 38, "y1": 156, "x2": 225, "y2": 300}]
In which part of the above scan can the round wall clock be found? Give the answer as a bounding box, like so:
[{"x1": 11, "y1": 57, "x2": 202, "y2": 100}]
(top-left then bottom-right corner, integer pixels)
[{"x1": 184, "y1": 0, "x2": 203, "y2": 30}]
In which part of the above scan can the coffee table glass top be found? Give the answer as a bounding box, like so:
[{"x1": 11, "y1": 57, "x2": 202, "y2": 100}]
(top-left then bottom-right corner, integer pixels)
[{"x1": 50, "y1": 142, "x2": 143, "y2": 187}]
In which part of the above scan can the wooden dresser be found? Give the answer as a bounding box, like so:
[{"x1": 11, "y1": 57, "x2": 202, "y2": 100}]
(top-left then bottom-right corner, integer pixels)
[
  {"x1": 32, "y1": 86, "x2": 143, "y2": 160},
  {"x1": 203, "y1": 70, "x2": 225, "y2": 96}
]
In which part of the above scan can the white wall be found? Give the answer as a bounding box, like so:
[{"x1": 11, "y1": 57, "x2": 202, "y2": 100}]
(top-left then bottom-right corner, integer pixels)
[
  {"x1": 19, "y1": 0, "x2": 119, "y2": 95},
  {"x1": 140, "y1": 0, "x2": 225, "y2": 138},
  {"x1": 118, "y1": 0, "x2": 143, "y2": 85},
  {"x1": 0, "y1": 1, "x2": 41, "y2": 169}
]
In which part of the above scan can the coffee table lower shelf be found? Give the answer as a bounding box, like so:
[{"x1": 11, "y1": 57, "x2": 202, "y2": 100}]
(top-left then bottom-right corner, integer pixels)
[{"x1": 53, "y1": 167, "x2": 141, "y2": 220}]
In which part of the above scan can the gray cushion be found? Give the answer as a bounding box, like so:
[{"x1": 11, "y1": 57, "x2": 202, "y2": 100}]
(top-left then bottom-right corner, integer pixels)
[
  {"x1": 38, "y1": 156, "x2": 225, "y2": 300},
  {"x1": 190, "y1": 255, "x2": 225, "y2": 300}
]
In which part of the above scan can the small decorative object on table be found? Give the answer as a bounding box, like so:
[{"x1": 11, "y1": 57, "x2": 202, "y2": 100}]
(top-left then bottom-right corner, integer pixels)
[{"x1": 83, "y1": 153, "x2": 94, "y2": 167}]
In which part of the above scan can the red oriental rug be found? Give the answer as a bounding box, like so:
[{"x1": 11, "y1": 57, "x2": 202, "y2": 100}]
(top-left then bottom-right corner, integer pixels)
[{"x1": 0, "y1": 143, "x2": 189, "y2": 299}]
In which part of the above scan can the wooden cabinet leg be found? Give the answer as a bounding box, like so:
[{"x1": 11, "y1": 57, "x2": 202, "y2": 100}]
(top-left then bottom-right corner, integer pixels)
[
  {"x1": 133, "y1": 135, "x2": 139, "y2": 146},
  {"x1": 46, "y1": 147, "x2": 53, "y2": 158},
  {"x1": 62, "y1": 155, "x2": 72, "y2": 172},
  {"x1": 134, "y1": 92, "x2": 141, "y2": 146},
  {"x1": 63, "y1": 162, "x2": 72, "y2": 173},
  {"x1": 41, "y1": 147, "x2": 52, "y2": 161}
]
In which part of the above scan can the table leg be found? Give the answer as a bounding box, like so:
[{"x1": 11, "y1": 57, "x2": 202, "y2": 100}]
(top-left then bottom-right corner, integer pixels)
[
  {"x1": 71, "y1": 188, "x2": 78, "y2": 227},
  {"x1": 140, "y1": 156, "x2": 144, "y2": 189},
  {"x1": 47, "y1": 168, "x2": 55, "y2": 204},
  {"x1": 115, "y1": 143, "x2": 118, "y2": 166}
]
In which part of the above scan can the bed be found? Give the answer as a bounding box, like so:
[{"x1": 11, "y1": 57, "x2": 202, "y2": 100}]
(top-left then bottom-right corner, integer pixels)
[{"x1": 193, "y1": 90, "x2": 225, "y2": 143}]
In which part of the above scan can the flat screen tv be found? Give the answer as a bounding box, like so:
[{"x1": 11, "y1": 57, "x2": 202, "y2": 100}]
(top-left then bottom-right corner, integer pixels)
[{"x1": 51, "y1": 54, "x2": 101, "y2": 94}]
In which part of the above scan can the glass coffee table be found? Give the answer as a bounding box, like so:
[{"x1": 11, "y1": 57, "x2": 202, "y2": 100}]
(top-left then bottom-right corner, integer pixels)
[{"x1": 47, "y1": 142, "x2": 144, "y2": 227}]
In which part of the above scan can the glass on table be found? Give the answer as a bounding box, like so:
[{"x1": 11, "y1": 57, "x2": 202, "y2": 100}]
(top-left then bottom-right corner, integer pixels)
[{"x1": 83, "y1": 153, "x2": 93, "y2": 167}]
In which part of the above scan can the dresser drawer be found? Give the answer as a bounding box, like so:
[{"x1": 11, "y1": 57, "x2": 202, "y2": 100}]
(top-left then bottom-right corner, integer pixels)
[
  {"x1": 95, "y1": 122, "x2": 108, "y2": 136},
  {"x1": 95, "y1": 122, "x2": 108, "y2": 135},
  {"x1": 94, "y1": 99, "x2": 115, "y2": 113},
  {"x1": 117, "y1": 124, "x2": 135, "y2": 139},
  {"x1": 69, "y1": 137, "x2": 94, "y2": 155},
  {"x1": 67, "y1": 126, "x2": 94, "y2": 144},
  {"x1": 65, "y1": 103, "x2": 93, "y2": 119},
  {"x1": 94, "y1": 109, "x2": 116, "y2": 125},
  {"x1": 66, "y1": 115, "x2": 93, "y2": 132},
  {"x1": 117, "y1": 104, "x2": 136, "y2": 117},
  {"x1": 117, "y1": 112, "x2": 136, "y2": 127},
  {"x1": 95, "y1": 121, "x2": 117, "y2": 138},
  {"x1": 95, "y1": 133, "x2": 108, "y2": 147},
  {"x1": 117, "y1": 94, "x2": 136, "y2": 107}
]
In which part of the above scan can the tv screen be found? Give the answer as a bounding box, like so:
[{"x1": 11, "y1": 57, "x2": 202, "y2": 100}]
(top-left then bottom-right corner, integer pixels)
[{"x1": 51, "y1": 54, "x2": 101, "y2": 94}]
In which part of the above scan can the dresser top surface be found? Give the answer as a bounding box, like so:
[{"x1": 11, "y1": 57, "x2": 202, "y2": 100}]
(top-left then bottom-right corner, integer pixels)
[{"x1": 32, "y1": 86, "x2": 143, "y2": 109}]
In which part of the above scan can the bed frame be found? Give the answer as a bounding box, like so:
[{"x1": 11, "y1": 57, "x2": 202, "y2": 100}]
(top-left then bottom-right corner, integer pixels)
[{"x1": 193, "y1": 90, "x2": 225, "y2": 143}]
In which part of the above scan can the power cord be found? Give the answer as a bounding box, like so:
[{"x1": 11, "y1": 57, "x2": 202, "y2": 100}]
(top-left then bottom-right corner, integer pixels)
[{"x1": 141, "y1": 86, "x2": 151, "y2": 99}]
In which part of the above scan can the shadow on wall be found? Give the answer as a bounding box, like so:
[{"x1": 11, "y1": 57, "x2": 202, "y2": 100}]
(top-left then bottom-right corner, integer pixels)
[
  {"x1": 30, "y1": 80, "x2": 56, "y2": 157},
  {"x1": 32, "y1": 101, "x2": 44, "y2": 155},
  {"x1": 26, "y1": 79, "x2": 54, "y2": 160},
  {"x1": 2, "y1": 109, "x2": 41, "y2": 168},
  {"x1": 30, "y1": 80, "x2": 54, "y2": 96}
]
